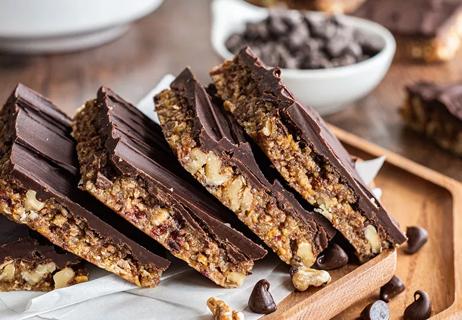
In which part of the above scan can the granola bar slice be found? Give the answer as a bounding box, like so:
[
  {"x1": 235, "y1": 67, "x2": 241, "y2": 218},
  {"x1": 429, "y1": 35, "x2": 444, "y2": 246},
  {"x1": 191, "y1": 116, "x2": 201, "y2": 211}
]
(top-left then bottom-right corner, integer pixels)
[
  {"x1": 0, "y1": 84, "x2": 170, "y2": 288},
  {"x1": 210, "y1": 48, "x2": 406, "y2": 261},
  {"x1": 72, "y1": 87, "x2": 266, "y2": 288},
  {"x1": 354, "y1": 0, "x2": 462, "y2": 62},
  {"x1": 155, "y1": 68, "x2": 335, "y2": 268},
  {"x1": 0, "y1": 215, "x2": 87, "y2": 291},
  {"x1": 402, "y1": 81, "x2": 462, "y2": 157}
]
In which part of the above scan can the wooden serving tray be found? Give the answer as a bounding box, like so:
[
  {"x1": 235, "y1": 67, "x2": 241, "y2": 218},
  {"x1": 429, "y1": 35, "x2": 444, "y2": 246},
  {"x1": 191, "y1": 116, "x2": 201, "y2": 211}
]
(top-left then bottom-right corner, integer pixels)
[{"x1": 263, "y1": 126, "x2": 462, "y2": 320}]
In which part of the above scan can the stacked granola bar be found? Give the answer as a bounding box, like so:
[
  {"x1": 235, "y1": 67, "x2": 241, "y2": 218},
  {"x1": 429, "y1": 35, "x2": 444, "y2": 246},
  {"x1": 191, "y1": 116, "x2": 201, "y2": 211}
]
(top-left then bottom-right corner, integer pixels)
[{"x1": 156, "y1": 48, "x2": 405, "y2": 265}]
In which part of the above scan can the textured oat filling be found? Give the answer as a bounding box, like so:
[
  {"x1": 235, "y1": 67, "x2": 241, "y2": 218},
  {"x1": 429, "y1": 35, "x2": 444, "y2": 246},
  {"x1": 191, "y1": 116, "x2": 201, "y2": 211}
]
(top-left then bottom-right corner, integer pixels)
[{"x1": 0, "y1": 258, "x2": 87, "y2": 292}]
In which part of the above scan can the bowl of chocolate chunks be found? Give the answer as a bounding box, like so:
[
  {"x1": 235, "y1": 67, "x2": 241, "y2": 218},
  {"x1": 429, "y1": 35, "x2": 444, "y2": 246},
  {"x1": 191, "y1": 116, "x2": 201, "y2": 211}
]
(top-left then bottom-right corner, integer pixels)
[{"x1": 212, "y1": 0, "x2": 396, "y2": 115}]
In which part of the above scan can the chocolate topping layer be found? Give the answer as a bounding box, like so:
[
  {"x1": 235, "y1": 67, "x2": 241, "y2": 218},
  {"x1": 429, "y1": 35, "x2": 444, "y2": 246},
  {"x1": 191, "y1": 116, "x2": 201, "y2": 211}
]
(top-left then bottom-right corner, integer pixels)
[
  {"x1": 95, "y1": 87, "x2": 266, "y2": 261},
  {"x1": 2, "y1": 83, "x2": 170, "y2": 269},
  {"x1": 0, "y1": 215, "x2": 80, "y2": 268},
  {"x1": 407, "y1": 81, "x2": 462, "y2": 121},
  {"x1": 234, "y1": 48, "x2": 406, "y2": 246},
  {"x1": 169, "y1": 68, "x2": 335, "y2": 250},
  {"x1": 354, "y1": 0, "x2": 462, "y2": 38}
]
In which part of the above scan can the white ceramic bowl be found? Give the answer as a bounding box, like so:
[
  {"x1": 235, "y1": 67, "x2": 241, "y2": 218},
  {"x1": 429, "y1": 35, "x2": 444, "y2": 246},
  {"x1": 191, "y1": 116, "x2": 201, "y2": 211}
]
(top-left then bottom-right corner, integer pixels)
[
  {"x1": 211, "y1": 0, "x2": 396, "y2": 115},
  {"x1": 0, "y1": 0, "x2": 163, "y2": 53}
]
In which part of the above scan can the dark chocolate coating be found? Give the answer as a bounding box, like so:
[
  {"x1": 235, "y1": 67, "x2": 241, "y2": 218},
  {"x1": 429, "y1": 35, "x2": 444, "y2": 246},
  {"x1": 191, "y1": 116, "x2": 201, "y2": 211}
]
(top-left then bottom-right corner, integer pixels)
[
  {"x1": 168, "y1": 68, "x2": 335, "y2": 255},
  {"x1": 233, "y1": 48, "x2": 406, "y2": 248},
  {"x1": 354, "y1": 0, "x2": 462, "y2": 38},
  {"x1": 380, "y1": 275, "x2": 405, "y2": 302},
  {"x1": 95, "y1": 87, "x2": 266, "y2": 262},
  {"x1": 0, "y1": 215, "x2": 80, "y2": 268},
  {"x1": 360, "y1": 300, "x2": 389, "y2": 320},
  {"x1": 2, "y1": 84, "x2": 170, "y2": 269},
  {"x1": 248, "y1": 279, "x2": 277, "y2": 314},
  {"x1": 313, "y1": 243, "x2": 349, "y2": 270},
  {"x1": 405, "y1": 226, "x2": 428, "y2": 254},
  {"x1": 403, "y1": 290, "x2": 432, "y2": 320},
  {"x1": 407, "y1": 81, "x2": 462, "y2": 121}
]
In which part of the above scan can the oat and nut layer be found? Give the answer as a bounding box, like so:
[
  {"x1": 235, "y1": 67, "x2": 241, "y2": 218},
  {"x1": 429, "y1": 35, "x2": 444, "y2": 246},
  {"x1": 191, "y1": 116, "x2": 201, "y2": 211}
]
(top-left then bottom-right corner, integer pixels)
[
  {"x1": 0, "y1": 84, "x2": 170, "y2": 288},
  {"x1": 72, "y1": 87, "x2": 266, "y2": 288},
  {"x1": 0, "y1": 214, "x2": 87, "y2": 291},
  {"x1": 210, "y1": 48, "x2": 406, "y2": 261},
  {"x1": 156, "y1": 68, "x2": 335, "y2": 268}
]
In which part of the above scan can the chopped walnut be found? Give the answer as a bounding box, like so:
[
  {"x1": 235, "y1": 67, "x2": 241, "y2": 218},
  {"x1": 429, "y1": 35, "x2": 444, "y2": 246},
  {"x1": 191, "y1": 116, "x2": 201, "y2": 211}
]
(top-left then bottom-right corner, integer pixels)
[{"x1": 207, "y1": 297, "x2": 245, "y2": 320}]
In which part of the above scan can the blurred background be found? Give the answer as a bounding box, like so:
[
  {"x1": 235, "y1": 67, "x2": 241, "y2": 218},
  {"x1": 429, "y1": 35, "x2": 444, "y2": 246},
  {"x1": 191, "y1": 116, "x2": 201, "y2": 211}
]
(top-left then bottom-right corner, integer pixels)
[{"x1": 0, "y1": 0, "x2": 461, "y2": 181}]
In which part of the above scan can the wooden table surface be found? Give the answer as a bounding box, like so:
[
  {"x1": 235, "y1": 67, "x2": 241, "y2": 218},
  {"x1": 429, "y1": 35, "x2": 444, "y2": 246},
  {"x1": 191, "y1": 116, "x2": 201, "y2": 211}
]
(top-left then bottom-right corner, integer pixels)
[{"x1": 0, "y1": 0, "x2": 461, "y2": 181}]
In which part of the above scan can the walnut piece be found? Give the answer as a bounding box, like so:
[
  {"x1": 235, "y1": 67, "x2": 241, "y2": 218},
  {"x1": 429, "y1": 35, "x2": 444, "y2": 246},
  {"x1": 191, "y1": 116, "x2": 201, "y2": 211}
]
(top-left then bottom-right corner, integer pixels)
[
  {"x1": 24, "y1": 190, "x2": 45, "y2": 212},
  {"x1": 150, "y1": 208, "x2": 170, "y2": 226},
  {"x1": 291, "y1": 266, "x2": 331, "y2": 291},
  {"x1": 184, "y1": 148, "x2": 207, "y2": 174},
  {"x1": 225, "y1": 271, "x2": 246, "y2": 287},
  {"x1": 53, "y1": 267, "x2": 76, "y2": 289},
  {"x1": 364, "y1": 225, "x2": 381, "y2": 254},
  {"x1": 296, "y1": 242, "x2": 315, "y2": 267},
  {"x1": 0, "y1": 260, "x2": 15, "y2": 281},
  {"x1": 21, "y1": 262, "x2": 56, "y2": 285},
  {"x1": 205, "y1": 152, "x2": 230, "y2": 186},
  {"x1": 207, "y1": 297, "x2": 245, "y2": 320}
]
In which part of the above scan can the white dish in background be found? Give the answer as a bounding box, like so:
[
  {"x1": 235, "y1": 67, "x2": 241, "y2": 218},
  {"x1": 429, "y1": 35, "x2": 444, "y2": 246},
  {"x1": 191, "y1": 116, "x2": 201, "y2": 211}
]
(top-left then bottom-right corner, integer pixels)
[
  {"x1": 0, "y1": 0, "x2": 163, "y2": 54},
  {"x1": 211, "y1": 0, "x2": 396, "y2": 115}
]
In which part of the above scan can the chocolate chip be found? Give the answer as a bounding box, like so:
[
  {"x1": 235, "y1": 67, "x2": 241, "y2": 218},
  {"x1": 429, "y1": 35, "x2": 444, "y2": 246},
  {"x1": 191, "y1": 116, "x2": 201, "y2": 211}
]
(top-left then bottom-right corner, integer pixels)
[
  {"x1": 403, "y1": 290, "x2": 432, "y2": 320},
  {"x1": 267, "y1": 13, "x2": 288, "y2": 37},
  {"x1": 405, "y1": 226, "x2": 428, "y2": 254},
  {"x1": 248, "y1": 279, "x2": 277, "y2": 314},
  {"x1": 313, "y1": 243, "x2": 348, "y2": 270},
  {"x1": 225, "y1": 34, "x2": 244, "y2": 53},
  {"x1": 380, "y1": 275, "x2": 405, "y2": 302},
  {"x1": 360, "y1": 300, "x2": 389, "y2": 320}
]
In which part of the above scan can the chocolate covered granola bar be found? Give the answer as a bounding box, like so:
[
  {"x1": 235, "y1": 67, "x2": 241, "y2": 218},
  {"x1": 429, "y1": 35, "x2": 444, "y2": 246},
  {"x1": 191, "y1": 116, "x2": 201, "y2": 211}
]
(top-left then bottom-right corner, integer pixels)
[
  {"x1": 210, "y1": 48, "x2": 406, "y2": 261},
  {"x1": 0, "y1": 84, "x2": 170, "y2": 288},
  {"x1": 355, "y1": 0, "x2": 462, "y2": 62},
  {"x1": 72, "y1": 87, "x2": 266, "y2": 288},
  {"x1": 402, "y1": 81, "x2": 462, "y2": 157},
  {"x1": 155, "y1": 68, "x2": 335, "y2": 268},
  {"x1": 0, "y1": 215, "x2": 87, "y2": 291}
]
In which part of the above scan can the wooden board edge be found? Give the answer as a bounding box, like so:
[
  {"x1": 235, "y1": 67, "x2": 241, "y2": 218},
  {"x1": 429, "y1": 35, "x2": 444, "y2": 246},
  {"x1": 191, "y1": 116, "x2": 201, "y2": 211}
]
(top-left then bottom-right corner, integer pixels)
[
  {"x1": 329, "y1": 124, "x2": 462, "y2": 317},
  {"x1": 264, "y1": 251, "x2": 396, "y2": 320}
]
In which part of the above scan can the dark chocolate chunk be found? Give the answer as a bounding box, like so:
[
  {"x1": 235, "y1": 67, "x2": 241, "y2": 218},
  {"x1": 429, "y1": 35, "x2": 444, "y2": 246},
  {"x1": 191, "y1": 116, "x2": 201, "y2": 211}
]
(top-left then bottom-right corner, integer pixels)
[
  {"x1": 403, "y1": 290, "x2": 432, "y2": 320},
  {"x1": 267, "y1": 13, "x2": 289, "y2": 36},
  {"x1": 354, "y1": 0, "x2": 462, "y2": 39},
  {"x1": 405, "y1": 226, "x2": 428, "y2": 254},
  {"x1": 248, "y1": 279, "x2": 277, "y2": 314},
  {"x1": 360, "y1": 300, "x2": 389, "y2": 320},
  {"x1": 313, "y1": 243, "x2": 349, "y2": 270},
  {"x1": 380, "y1": 275, "x2": 405, "y2": 302}
]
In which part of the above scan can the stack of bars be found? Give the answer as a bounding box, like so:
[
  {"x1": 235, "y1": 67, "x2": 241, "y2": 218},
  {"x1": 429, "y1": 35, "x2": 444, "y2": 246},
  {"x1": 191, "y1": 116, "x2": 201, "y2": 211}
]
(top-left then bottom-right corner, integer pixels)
[
  {"x1": 1, "y1": 47, "x2": 406, "y2": 295},
  {"x1": 155, "y1": 47, "x2": 406, "y2": 273}
]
